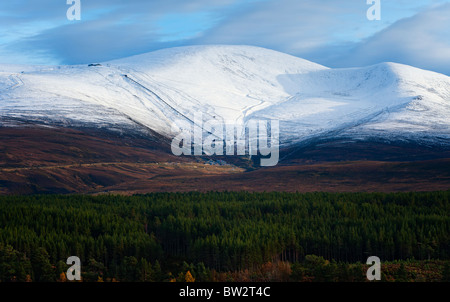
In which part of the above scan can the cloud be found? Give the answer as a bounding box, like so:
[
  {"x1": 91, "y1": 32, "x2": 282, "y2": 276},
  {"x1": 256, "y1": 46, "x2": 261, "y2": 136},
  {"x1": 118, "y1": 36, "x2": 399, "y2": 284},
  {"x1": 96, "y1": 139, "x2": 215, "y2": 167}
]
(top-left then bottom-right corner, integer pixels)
[
  {"x1": 330, "y1": 3, "x2": 450, "y2": 75},
  {"x1": 0, "y1": 0, "x2": 244, "y2": 64},
  {"x1": 0, "y1": 0, "x2": 385, "y2": 64},
  {"x1": 192, "y1": 0, "x2": 450, "y2": 75},
  {"x1": 193, "y1": 0, "x2": 367, "y2": 54},
  {"x1": 1, "y1": 0, "x2": 449, "y2": 76}
]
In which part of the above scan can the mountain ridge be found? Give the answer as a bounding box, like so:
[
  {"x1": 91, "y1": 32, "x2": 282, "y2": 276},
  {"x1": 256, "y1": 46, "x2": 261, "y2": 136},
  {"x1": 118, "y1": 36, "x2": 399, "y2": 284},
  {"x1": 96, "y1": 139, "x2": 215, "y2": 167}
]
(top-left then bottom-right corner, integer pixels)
[{"x1": 1, "y1": 45, "x2": 449, "y2": 146}]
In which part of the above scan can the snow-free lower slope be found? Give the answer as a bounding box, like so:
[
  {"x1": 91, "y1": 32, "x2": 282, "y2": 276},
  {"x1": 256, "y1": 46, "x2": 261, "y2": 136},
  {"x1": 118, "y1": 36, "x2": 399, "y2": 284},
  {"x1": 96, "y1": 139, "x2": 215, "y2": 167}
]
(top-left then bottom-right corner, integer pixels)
[{"x1": 1, "y1": 45, "x2": 449, "y2": 146}]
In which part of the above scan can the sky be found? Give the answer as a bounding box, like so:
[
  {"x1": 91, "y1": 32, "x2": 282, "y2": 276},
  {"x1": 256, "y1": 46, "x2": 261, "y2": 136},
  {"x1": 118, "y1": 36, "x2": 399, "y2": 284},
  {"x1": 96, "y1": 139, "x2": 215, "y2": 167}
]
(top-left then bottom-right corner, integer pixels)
[{"x1": 0, "y1": 0, "x2": 449, "y2": 75}]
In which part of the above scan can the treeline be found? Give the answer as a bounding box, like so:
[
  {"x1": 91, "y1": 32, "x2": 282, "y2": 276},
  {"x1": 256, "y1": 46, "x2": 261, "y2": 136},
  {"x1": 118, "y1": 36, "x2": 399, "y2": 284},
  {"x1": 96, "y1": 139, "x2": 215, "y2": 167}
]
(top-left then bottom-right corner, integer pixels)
[{"x1": 0, "y1": 191, "x2": 449, "y2": 282}]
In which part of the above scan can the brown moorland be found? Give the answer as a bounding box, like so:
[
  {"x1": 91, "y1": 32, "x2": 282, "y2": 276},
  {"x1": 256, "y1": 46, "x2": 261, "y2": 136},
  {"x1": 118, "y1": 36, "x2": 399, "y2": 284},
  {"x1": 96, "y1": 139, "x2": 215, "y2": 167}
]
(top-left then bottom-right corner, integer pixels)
[{"x1": 0, "y1": 126, "x2": 449, "y2": 195}]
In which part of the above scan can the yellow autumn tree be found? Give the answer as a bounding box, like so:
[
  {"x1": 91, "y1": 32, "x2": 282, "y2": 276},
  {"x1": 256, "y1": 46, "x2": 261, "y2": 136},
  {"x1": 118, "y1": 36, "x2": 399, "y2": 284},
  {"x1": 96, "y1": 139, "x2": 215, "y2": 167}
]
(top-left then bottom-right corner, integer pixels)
[
  {"x1": 59, "y1": 272, "x2": 67, "y2": 282},
  {"x1": 185, "y1": 271, "x2": 195, "y2": 282}
]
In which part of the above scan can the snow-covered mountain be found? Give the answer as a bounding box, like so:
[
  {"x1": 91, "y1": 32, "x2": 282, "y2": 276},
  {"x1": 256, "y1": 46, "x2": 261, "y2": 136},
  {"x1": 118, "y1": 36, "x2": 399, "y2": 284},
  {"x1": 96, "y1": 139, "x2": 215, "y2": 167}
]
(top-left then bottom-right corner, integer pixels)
[{"x1": 1, "y1": 45, "x2": 449, "y2": 146}]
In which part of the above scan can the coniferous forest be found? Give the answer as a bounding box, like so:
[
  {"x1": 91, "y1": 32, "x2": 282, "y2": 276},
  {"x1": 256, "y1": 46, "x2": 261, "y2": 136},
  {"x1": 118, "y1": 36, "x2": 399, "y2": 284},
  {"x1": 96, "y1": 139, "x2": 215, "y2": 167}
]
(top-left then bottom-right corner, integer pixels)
[{"x1": 0, "y1": 191, "x2": 449, "y2": 282}]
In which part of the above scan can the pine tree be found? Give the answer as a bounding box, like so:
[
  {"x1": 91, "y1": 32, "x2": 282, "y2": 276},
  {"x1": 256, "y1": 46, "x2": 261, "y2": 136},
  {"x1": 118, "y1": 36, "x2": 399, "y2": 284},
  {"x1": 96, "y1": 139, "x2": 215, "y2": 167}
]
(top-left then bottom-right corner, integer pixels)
[
  {"x1": 441, "y1": 262, "x2": 450, "y2": 282},
  {"x1": 153, "y1": 260, "x2": 162, "y2": 282},
  {"x1": 31, "y1": 247, "x2": 54, "y2": 282}
]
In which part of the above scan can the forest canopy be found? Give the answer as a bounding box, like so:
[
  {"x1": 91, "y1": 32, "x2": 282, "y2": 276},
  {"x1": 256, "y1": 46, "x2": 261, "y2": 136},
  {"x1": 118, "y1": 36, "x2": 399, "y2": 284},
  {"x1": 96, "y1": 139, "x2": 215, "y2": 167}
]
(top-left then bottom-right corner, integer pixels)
[{"x1": 0, "y1": 191, "x2": 449, "y2": 282}]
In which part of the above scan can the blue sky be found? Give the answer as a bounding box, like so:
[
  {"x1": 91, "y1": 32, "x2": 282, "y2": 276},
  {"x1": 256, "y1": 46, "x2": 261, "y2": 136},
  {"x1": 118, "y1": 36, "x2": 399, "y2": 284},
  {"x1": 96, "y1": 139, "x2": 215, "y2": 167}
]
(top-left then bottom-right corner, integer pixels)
[{"x1": 0, "y1": 0, "x2": 449, "y2": 75}]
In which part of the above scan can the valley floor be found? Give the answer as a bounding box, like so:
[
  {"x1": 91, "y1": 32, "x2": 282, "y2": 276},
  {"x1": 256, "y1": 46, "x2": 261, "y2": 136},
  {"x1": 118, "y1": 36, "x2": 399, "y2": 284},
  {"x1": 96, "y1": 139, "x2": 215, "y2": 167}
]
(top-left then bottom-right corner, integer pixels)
[{"x1": 0, "y1": 126, "x2": 449, "y2": 194}]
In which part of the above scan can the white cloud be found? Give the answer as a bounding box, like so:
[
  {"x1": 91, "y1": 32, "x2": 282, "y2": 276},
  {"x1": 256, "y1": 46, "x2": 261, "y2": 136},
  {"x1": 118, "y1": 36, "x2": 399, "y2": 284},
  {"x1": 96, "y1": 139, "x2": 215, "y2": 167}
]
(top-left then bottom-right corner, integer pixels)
[
  {"x1": 1, "y1": 0, "x2": 449, "y2": 75},
  {"x1": 332, "y1": 3, "x2": 450, "y2": 75},
  {"x1": 195, "y1": 0, "x2": 365, "y2": 54}
]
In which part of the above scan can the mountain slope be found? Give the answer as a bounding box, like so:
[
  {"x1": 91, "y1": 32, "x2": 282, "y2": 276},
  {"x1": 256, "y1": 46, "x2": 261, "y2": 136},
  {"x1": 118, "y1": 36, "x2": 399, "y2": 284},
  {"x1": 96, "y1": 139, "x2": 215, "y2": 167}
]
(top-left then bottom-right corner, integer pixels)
[
  {"x1": 1, "y1": 45, "x2": 449, "y2": 146},
  {"x1": 251, "y1": 62, "x2": 450, "y2": 145}
]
